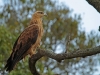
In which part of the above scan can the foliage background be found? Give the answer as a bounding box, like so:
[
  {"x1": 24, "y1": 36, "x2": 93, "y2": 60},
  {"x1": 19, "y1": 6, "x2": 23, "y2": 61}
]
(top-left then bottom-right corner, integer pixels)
[{"x1": 0, "y1": 0, "x2": 100, "y2": 75}]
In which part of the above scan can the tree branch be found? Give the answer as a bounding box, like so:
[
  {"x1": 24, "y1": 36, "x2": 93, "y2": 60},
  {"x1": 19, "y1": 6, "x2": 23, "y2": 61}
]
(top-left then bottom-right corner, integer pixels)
[
  {"x1": 86, "y1": 0, "x2": 100, "y2": 13},
  {"x1": 29, "y1": 45, "x2": 100, "y2": 75},
  {"x1": 28, "y1": 1, "x2": 100, "y2": 75}
]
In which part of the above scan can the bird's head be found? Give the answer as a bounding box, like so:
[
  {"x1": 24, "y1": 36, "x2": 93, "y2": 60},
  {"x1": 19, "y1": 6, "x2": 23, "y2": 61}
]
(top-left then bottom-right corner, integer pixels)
[{"x1": 33, "y1": 11, "x2": 47, "y2": 18}]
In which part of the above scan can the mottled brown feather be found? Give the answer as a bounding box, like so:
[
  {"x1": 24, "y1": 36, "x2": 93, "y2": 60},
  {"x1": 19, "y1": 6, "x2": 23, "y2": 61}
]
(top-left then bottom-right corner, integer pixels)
[
  {"x1": 5, "y1": 11, "x2": 45, "y2": 72},
  {"x1": 5, "y1": 25, "x2": 39, "y2": 71}
]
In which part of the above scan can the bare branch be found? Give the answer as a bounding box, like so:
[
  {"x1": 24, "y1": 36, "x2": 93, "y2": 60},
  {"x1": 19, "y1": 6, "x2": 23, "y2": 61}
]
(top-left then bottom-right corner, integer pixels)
[
  {"x1": 65, "y1": 34, "x2": 71, "y2": 53},
  {"x1": 86, "y1": 0, "x2": 100, "y2": 13},
  {"x1": 29, "y1": 52, "x2": 43, "y2": 75},
  {"x1": 29, "y1": 45, "x2": 100, "y2": 75}
]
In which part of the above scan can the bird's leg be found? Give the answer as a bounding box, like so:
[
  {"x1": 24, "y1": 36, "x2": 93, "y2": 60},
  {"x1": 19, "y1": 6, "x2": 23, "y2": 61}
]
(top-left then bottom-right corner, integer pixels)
[
  {"x1": 29, "y1": 49, "x2": 36, "y2": 57},
  {"x1": 37, "y1": 45, "x2": 40, "y2": 48},
  {"x1": 37, "y1": 43, "x2": 41, "y2": 48}
]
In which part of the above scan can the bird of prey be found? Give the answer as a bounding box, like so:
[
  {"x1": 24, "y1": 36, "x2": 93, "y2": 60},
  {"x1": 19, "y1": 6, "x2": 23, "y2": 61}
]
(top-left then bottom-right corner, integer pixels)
[{"x1": 5, "y1": 11, "x2": 46, "y2": 72}]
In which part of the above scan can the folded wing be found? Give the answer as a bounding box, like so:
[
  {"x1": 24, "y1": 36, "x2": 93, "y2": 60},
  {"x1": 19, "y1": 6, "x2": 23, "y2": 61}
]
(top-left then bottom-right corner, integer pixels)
[{"x1": 5, "y1": 24, "x2": 39, "y2": 72}]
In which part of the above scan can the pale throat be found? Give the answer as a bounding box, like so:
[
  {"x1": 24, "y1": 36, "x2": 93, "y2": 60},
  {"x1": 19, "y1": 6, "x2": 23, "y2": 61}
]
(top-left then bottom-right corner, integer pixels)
[{"x1": 30, "y1": 17, "x2": 43, "y2": 25}]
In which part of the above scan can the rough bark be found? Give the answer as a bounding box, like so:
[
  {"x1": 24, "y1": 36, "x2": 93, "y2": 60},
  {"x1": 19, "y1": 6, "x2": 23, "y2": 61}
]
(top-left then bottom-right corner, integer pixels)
[
  {"x1": 86, "y1": 0, "x2": 100, "y2": 13},
  {"x1": 29, "y1": 45, "x2": 100, "y2": 75}
]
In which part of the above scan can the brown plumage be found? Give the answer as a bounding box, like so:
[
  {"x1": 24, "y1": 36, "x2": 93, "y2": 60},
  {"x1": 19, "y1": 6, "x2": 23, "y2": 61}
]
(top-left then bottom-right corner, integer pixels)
[{"x1": 5, "y1": 11, "x2": 46, "y2": 72}]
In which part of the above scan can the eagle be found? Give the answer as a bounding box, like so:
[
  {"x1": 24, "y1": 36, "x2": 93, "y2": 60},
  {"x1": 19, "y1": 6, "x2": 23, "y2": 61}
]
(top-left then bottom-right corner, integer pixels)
[{"x1": 5, "y1": 11, "x2": 46, "y2": 72}]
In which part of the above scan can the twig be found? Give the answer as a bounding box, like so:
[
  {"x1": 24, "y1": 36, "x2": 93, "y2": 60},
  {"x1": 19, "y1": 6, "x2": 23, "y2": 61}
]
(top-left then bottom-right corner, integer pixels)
[{"x1": 65, "y1": 34, "x2": 71, "y2": 53}]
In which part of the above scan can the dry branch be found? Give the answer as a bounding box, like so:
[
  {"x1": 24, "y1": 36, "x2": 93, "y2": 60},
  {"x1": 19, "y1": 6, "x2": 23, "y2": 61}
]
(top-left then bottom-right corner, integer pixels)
[{"x1": 29, "y1": 45, "x2": 100, "y2": 75}]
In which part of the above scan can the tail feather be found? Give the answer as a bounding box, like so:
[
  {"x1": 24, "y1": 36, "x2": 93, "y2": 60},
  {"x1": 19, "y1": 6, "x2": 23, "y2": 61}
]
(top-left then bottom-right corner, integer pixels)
[
  {"x1": 5, "y1": 55, "x2": 17, "y2": 72},
  {"x1": 5, "y1": 60, "x2": 13, "y2": 72},
  {"x1": 5, "y1": 51, "x2": 24, "y2": 72},
  {"x1": 5, "y1": 42, "x2": 31, "y2": 72}
]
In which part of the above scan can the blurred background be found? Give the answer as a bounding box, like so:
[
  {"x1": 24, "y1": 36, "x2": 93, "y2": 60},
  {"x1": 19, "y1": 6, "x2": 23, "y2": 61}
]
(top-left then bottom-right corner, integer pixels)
[{"x1": 0, "y1": 0, "x2": 100, "y2": 75}]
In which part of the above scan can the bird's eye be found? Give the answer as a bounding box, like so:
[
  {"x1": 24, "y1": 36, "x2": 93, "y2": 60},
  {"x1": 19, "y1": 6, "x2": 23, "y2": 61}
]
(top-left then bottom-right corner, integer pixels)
[{"x1": 38, "y1": 12, "x2": 43, "y2": 14}]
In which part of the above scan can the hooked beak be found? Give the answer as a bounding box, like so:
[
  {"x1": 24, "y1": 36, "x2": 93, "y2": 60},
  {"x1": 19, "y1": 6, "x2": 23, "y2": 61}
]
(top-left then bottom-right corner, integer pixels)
[{"x1": 44, "y1": 13, "x2": 47, "y2": 16}]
